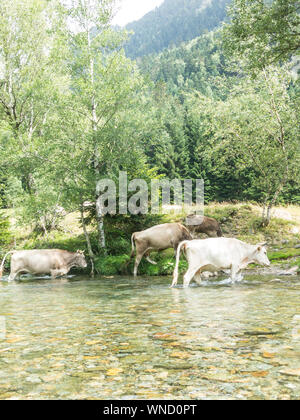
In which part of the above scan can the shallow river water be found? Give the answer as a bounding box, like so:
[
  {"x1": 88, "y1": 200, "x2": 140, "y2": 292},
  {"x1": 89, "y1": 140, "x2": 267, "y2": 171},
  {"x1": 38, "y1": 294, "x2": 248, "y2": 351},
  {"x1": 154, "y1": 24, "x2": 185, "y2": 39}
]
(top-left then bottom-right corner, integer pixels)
[{"x1": 0, "y1": 274, "x2": 299, "y2": 400}]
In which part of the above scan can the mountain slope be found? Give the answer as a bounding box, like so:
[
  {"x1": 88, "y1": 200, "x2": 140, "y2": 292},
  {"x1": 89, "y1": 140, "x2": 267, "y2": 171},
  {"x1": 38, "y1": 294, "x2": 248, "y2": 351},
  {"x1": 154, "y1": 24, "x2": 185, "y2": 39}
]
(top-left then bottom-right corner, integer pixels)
[{"x1": 124, "y1": 0, "x2": 230, "y2": 58}]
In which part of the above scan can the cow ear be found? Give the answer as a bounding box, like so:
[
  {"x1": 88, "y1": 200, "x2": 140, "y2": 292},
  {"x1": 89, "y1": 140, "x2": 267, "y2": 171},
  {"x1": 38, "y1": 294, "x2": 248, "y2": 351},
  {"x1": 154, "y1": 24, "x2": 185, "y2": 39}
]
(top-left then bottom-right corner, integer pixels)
[{"x1": 258, "y1": 242, "x2": 267, "y2": 247}]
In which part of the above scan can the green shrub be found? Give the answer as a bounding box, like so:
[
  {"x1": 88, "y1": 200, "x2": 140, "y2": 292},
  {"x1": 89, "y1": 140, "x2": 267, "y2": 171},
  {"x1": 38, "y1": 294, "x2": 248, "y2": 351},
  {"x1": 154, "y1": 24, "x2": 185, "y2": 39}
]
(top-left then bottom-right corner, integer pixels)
[
  {"x1": 0, "y1": 211, "x2": 11, "y2": 248},
  {"x1": 94, "y1": 254, "x2": 130, "y2": 276}
]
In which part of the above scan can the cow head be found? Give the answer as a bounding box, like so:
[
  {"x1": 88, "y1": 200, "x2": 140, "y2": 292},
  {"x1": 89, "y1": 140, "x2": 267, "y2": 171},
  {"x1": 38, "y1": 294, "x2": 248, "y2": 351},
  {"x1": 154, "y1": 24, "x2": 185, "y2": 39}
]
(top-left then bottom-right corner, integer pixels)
[
  {"x1": 253, "y1": 243, "x2": 270, "y2": 267},
  {"x1": 75, "y1": 250, "x2": 87, "y2": 268}
]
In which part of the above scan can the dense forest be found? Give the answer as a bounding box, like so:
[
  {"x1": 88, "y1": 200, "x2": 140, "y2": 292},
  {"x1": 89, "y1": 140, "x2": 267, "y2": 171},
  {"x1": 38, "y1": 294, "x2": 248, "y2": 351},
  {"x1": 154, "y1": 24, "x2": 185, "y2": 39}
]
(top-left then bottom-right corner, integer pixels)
[
  {"x1": 123, "y1": 0, "x2": 230, "y2": 58},
  {"x1": 0, "y1": 0, "x2": 299, "y2": 263}
]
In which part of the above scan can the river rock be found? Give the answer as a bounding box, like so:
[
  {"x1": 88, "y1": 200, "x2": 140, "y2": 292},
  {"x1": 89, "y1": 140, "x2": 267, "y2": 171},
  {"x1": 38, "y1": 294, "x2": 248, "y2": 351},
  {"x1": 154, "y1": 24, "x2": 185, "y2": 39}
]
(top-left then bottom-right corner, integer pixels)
[
  {"x1": 25, "y1": 375, "x2": 42, "y2": 384},
  {"x1": 277, "y1": 266, "x2": 298, "y2": 276}
]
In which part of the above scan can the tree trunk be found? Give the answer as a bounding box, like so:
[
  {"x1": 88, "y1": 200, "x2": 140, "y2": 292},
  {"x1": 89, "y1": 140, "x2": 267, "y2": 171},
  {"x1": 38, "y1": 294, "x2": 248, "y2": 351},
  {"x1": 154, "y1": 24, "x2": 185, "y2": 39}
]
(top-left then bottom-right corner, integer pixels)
[
  {"x1": 95, "y1": 195, "x2": 107, "y2": 254},
  {"x1": 87, "y1": 25, "x2": 107, "y2": 254},
  {"x1": 262, "y1": 203, "x2": 272, "y2": 227},
  {"x1": 80, "y1": 206, "x2": 95, "y2": 277}
]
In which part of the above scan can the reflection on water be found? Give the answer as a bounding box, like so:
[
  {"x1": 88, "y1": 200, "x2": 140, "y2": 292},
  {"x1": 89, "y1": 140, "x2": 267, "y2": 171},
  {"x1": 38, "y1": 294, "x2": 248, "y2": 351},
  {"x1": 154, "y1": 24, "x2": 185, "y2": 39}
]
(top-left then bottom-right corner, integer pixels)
[{"x1": 0, "y1": 274, "x2": 299, "y2": 400}]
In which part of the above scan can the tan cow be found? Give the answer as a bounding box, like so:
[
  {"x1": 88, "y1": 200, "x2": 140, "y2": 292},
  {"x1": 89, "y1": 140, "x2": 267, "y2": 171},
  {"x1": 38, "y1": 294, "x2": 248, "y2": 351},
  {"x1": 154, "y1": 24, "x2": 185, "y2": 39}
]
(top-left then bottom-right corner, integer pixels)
[
  {"x1": 185, "y1": 214, "x2": 222, "y2": 238},
  {"x1": 129, "y1": 223, "x2": 192, "y2": 276},
  {"x1": 0, "y1": 249, "x2": 87, "y2": 281}
]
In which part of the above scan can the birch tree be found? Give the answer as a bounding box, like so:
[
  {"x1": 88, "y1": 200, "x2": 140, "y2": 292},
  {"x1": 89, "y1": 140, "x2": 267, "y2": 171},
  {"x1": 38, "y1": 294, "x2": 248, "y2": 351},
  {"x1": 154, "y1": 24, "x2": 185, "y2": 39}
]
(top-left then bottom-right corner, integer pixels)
[
  {"x1": 67, "y1": 0, "x2": 143, "y2": 252},
  {"x1": 0, "y1": 0, "x2": 69, "y2": 225}
]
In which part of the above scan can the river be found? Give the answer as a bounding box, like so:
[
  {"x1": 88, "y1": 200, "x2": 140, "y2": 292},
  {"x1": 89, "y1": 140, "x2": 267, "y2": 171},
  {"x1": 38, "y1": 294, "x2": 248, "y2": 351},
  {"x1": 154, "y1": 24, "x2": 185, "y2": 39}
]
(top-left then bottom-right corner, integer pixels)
[{"x1": 0, "y1": 274, "x2": 299, "y2": 400}]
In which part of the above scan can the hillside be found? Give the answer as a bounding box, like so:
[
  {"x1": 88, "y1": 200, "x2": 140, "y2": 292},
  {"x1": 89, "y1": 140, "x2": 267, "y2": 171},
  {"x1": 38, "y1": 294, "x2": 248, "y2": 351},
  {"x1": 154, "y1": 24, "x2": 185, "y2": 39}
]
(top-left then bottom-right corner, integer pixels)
[
  {"x1": 138, "y1": 31, "x2": 231, "y2": 98},
  {"x1": 124, "y1": 0, "x2": 230, "y2": 58}
]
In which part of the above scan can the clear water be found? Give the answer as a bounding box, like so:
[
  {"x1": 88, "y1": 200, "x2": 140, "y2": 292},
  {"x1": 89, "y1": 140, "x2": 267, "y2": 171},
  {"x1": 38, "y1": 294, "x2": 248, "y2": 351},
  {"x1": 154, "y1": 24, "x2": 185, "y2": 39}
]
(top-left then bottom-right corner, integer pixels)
[{"x1": 0, "y1": 274, "x2": 299, "y2": 400}]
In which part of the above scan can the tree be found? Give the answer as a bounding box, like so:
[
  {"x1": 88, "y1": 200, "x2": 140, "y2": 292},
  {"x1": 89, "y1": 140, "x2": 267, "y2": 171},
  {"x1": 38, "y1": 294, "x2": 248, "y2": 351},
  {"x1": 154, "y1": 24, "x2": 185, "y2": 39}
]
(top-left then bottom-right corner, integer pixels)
[
  {"x1": 0, "y1": 0, "x2": 155, "y2": 263},
  {"x1": 0, "y1": 0, "x2": 69, "y2": 227},
  {"x1": 223, "y1": 0, "x2": 300, "y2": 71},
  {"x1": 66, "y1": 0, "x2": 147, "y2": 253},
  {"x1": 124, "y1": 0, "x2": 230, "y2": 58},
  {"x1": 187, "y1": 65, "x2": 299, "y2": 224}
]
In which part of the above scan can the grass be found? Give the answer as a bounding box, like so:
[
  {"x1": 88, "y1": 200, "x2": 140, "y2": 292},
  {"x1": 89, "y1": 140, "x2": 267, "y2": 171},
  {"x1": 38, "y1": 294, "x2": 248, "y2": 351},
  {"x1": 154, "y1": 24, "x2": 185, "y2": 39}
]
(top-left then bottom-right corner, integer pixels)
[
  {"x1": 1, "y1": 202, "x2": 300, "y2": 276},
  {"x1": 267, "y1": 248, "x2": 300, "y2": 261}
]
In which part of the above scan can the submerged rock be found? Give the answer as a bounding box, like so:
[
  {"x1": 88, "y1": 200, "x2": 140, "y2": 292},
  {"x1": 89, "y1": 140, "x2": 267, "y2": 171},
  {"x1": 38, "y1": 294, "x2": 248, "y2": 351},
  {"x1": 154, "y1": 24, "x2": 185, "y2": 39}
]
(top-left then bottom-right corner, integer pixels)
[{"x1": 277, "y1": 266, "x2": 299, "y2": 276}]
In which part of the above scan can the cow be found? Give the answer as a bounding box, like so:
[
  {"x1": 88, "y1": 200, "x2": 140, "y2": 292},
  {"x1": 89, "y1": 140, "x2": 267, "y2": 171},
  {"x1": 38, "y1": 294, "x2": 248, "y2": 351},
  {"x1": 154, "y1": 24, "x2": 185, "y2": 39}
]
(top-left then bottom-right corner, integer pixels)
[
  {"x1": 0, "y1": 249, "x2": 87, "y2": 281},
  {"x1": 129, "y1": 223, "x2": 192, "y2": 277},
  {"x1": 185, "y1": 214, "x2": 222, "y2": 238},
  {"x1": 171, "y1": 237, "x2": 270, "y2": 288}
]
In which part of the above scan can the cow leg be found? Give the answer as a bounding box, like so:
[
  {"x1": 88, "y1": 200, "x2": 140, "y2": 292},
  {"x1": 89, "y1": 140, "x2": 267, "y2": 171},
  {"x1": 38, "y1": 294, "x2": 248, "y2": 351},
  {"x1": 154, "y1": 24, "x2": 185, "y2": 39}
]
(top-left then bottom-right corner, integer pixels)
[
  {"x1": 133, "y1": 248, "x2": 146, "y2": 277},
  {"x1": 8, "y1": 271, "x2": 19, "y2": 282},
  {"x1": 8, "y1": 267, "x2": 29, "y2": 281},
  {"x1": 183, "y1": 265, "x2": 202, "y2": 288},
  {"x1": 51, "y1": 268, "x2": 69, "y2": 279},
  {"x1": 133, "y1": 253, "x2": 144, "y2": 277},
  {"x1": 50, "y1": 269, "x2": 59, "y2": 279},
  {"x1": 171, "y1": 273, "x2": 179, "y2": 288},
  {"x1": 230, "y1": 265, "x2": 240, "y2": 283},
  {"x1": 145, "y1": 249, "x2": 157, "y2": 265},
  {"x1": 133, "y1": 241, "x2": 152, "y2": 276},
  {"x1": 8, "y1": 259, "x2": 21, "y2": 281},
  {"x1": 173, "y1": 242, "x2": 180, "y2": 258},
  {"x1": 193, "y1": 269, "x2": 202, "y2": 285}
]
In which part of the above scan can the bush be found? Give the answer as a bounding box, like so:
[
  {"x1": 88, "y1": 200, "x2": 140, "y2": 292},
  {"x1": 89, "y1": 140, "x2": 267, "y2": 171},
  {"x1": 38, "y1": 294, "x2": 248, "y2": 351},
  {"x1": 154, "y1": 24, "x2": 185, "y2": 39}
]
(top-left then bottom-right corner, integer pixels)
[
  {"x1": 94, "y1": 254, "x2": 130, "y2": 276},
  {"x1": 0, "y1": 211, "x2": 11, "y2": 248},
  {"x1": 93, "y1": 250, "x2": 189, "y2": 277}
]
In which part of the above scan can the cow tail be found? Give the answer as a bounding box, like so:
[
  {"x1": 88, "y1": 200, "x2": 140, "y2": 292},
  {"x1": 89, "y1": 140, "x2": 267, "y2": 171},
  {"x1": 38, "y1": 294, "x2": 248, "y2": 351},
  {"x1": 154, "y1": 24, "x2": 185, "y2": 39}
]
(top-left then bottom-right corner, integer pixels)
[
  {"x1": 130, "y1": 233, "x2": 136, "y2": 258},
  {"x1": 172, "y1": 241, "x2": 187, "y2": 286},
  {"x1": 124, "y1": 234, "x2": 136, "y2": 270},
  {"x1": 0, "y1": 251, "x2": 14, "y2": 278}
]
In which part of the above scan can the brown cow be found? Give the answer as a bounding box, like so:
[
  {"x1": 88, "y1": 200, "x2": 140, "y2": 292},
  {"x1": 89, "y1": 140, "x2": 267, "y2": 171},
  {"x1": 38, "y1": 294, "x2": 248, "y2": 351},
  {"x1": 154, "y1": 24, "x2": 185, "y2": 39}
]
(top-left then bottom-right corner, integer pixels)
[
  {"x1": 129, "y1": 223, "x2": 192, "y2": 276},
  {"x1": 0, "y1": 249, "x2": 87, "y2": 281},
  {"x1": 185, "y1": 214, "x2": 222, "y2": 238}
]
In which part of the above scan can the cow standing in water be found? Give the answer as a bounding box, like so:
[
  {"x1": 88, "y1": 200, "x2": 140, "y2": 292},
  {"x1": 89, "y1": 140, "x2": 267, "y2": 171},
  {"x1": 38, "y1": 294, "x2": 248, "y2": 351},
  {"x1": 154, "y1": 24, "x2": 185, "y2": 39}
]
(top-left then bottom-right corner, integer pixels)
[
  {"x1": 171, "y1": 237, "x2": 270, "y2": 288},
  {"x1": 129, "y1": 223, "x2": 192, "y2": 276},
  {"x1": 185, "y1": 214, "x2": 222, "y2": 238},
  {"x1": 0, "y1": 249, "x2": 87, "y2": 281}
]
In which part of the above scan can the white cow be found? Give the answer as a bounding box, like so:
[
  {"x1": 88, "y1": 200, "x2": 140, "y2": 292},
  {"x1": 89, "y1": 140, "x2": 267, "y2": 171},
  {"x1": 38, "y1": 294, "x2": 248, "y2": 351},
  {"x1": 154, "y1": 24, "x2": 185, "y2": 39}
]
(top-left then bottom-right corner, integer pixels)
[{"x1": 171, "y1": 238, "x2": 270, "y2": 288}]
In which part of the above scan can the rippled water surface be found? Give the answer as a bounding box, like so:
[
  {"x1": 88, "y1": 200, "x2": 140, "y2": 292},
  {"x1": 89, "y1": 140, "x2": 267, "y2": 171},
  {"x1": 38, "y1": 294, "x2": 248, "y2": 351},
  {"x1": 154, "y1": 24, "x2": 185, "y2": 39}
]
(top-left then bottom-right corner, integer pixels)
[{"x1": 0, "y1": 274, "x2": 299, "y2": 400}]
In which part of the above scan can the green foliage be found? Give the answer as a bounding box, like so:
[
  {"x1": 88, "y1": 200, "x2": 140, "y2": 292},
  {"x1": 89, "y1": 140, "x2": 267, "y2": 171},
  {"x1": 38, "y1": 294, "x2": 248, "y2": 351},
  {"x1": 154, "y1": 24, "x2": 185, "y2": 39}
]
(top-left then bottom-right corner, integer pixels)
[
  {"x1": 94, "y1": 254, "x2": 130, "y2": 275},
  {"x1": 223, "y1": 0, "x2": 300, "y2": 72},
  {"x1": 268, "y1": 248, "x2": 300, "y2": 261},
  {"x1": 124, "y1": 0, "x2": 230, "y2": 58},
  {"x1": 95, "y1": 250, "x2": 188, "y2": 277},
  {"x1": 21, "y1": 232, "x2": 87, "y2": 253},
  {"x1": 0, "y1": 211, "x2": 11, "y2": 248},
  {"x1": 139, "y1": 32, "x2": 232, "y2": 98},
  {"x1": 0, "y1": 0, "x2": 299, "y2": 260},
  {"x1": 185, "y1": 66, "x2": 300, "y2": 213},
  {"x1": 104, "y1": 213, "x2": 163, "y2": 256}
]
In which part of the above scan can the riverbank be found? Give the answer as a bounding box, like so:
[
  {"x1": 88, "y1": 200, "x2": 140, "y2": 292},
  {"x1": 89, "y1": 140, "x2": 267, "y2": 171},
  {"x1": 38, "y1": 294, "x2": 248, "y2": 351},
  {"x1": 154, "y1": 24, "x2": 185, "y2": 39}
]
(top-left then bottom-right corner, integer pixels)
[{"x1": 1, "y1": 203, "x2": 300, "y2": 276}]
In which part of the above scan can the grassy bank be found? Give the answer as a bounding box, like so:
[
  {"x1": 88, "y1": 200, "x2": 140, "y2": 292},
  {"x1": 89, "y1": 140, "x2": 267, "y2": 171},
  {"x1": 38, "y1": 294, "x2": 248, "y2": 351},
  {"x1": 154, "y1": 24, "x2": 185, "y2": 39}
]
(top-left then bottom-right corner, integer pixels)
[{"x1": 1, "y1": 203, "x2": 300, "y2": 276}]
